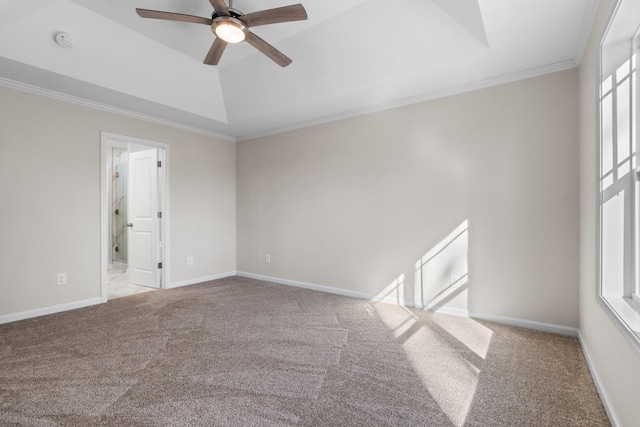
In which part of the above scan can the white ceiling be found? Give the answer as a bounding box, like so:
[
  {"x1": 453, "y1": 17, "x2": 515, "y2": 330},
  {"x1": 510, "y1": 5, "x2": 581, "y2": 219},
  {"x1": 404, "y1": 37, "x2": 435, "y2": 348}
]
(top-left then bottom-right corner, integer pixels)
[{"x1": 0, "y1": 0, "x2": 598, "y2": 141}]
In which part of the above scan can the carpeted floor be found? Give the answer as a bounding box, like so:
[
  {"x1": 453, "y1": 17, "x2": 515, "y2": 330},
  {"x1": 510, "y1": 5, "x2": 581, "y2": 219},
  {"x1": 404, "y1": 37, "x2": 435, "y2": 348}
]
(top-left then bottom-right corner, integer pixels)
[{"x1": 0, "y1": 276, "x2": 609, "y2": 426}]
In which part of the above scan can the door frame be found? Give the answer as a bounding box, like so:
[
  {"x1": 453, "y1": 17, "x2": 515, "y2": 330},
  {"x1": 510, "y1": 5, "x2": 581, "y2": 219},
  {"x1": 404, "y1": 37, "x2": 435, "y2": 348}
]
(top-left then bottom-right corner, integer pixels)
[{"x1": 100, "y1": 132, "x2": 171, "y2": 302}]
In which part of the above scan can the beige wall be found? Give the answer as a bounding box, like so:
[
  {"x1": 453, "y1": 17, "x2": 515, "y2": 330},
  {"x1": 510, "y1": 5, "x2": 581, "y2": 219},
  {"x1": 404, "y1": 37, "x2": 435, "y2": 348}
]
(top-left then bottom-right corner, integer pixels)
[
  {"x1": 579, "y1": 0, "x2": 640, "y2": 425},
  {"x1": 0, "y1": 86, "x2": 236, "y2": 318},
  {"x1": 2, "y1": 8, "x2": 636, "y2": 420},
  {"x1": 237, "y1": 69, "x2": 580, "y2": 328}
]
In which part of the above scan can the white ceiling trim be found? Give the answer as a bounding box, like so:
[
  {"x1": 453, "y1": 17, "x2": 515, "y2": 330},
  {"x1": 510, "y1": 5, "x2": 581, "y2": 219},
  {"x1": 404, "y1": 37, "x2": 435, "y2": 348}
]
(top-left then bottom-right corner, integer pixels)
[
  {"x1": 0, "y1": 76, "x2": 237, "y2": 142},
  {"x1": 237, "y1": 59, "x2": 579, "y2": 142},
  {"x1": 0, "y1": 56, "x2": 578, "y2": 144}
]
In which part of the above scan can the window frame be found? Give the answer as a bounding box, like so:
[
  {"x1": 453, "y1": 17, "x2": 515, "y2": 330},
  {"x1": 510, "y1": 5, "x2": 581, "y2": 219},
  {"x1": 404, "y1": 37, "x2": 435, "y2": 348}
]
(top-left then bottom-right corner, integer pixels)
[{"x1": 597, "y1": 0, "x2": 640, "y2": 355}]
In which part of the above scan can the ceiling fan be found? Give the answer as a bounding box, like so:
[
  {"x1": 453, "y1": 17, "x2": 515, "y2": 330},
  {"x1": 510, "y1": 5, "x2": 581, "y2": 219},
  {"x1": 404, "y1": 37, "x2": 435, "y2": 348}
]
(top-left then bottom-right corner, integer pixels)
[{"x1": 136, "y1": 0, "x2": 307, "y2": 67}]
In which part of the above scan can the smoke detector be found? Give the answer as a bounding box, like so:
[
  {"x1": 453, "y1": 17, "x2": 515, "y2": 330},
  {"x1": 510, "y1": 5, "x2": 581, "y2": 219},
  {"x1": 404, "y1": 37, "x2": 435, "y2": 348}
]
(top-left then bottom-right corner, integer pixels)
[{"x1": 55, "y1": 32, "x2": 75, "y2": 48}]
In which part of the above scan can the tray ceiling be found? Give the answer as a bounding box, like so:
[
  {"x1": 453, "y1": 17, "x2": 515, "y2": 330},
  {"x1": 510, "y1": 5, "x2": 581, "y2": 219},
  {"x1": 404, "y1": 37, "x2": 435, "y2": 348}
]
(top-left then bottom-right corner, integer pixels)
[{"x1": 0, "y1": 0, "x2": 597, "y2": 140}]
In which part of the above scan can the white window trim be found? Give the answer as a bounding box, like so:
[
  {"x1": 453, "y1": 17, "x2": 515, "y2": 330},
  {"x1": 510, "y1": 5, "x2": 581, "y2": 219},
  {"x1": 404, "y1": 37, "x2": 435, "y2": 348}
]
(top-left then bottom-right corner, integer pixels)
[{"x1": 597, "y1": 0, "x2": 640, "y2": 356}]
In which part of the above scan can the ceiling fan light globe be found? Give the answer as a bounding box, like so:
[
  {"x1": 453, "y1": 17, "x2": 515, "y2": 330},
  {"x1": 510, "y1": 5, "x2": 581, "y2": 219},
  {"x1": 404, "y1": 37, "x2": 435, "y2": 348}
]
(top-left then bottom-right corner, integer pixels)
[
  {"x1": 212, "y1": 17, "x2": 247, "y2": 43},
  {"x1": 216, "y1": 24, "x2": 245, "y2": 43}
]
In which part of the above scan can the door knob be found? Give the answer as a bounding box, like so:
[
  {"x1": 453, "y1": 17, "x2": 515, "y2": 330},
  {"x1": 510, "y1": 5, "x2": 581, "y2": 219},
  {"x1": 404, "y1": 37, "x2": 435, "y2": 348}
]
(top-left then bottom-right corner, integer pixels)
[{"x1": 127, "y1": 223, "x2": 133, "y2": 228}]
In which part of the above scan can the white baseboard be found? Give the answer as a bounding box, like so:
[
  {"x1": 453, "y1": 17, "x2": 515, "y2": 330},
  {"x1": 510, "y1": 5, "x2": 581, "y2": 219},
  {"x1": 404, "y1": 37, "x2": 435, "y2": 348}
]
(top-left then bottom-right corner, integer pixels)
[
  {"x1": 372, "y1": 295, "x2": 417, "y2": 307},
  {"x1": 167, "y1": 271, "x2": 237, "y2": 289},
  {"x1": 470, "y1": 312, "x2": 579, "y2": 337},
  {"x1": 0, "y1": 272, "x2": 236, "y2": 324},
  {"x1": 0, "y1": 274, "x2": 579, "y2": 344},
  {"x1": 236, "y1": 272, "x2": 576, "y2": 337},
  {"x1": 578, "y1": 332, "x2": 621, "y2": 427},
  {"x1": 430, "y1": 305, "x2": 470, "y2": 318},
  {"x1": 237, "y1": 271, "x2": 375, "y2": 301},
  {"x1": 0, "y1": 297, "x2": 102, "y2": 325}
]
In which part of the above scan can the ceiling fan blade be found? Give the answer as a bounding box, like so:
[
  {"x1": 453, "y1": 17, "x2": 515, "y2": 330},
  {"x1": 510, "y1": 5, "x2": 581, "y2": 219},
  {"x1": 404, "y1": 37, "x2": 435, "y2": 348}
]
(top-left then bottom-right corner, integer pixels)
[
  {"x1": 240, "y1": 4, "x2": 307, "y2": 27},
  {"x1": 209, "y1": 0, "x2": 230, "y2": 17},
  {"x1": 245, "y1": 32, "x2": 292, "y2": 67},
  {"x1": 136, "y1": 9, "x2": 212, "y2": 25},
  {"x1": 204, "y1": 38, "x2": 228, "y2": 65}
]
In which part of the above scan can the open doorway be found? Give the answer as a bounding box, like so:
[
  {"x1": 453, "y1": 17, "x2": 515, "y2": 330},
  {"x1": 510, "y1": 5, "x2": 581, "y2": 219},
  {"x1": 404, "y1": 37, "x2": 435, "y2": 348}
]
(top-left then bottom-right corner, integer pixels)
[{"x1": 100, "y1": 132, "x2": 170, "y2": 302}]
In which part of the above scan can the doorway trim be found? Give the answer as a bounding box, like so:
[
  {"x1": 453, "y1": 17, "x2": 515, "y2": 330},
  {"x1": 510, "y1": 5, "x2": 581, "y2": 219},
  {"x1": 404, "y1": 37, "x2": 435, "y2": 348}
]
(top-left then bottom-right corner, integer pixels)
[{"x1": 100, "y1": 132, "x2": 171, "y2": 303}]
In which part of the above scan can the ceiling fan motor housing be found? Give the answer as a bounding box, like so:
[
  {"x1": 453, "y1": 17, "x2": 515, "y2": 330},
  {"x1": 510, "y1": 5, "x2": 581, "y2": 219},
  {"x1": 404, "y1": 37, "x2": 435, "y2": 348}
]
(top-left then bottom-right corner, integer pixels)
[{"x1": 212, "y1": 8, "x2": 244, "y2": 20}]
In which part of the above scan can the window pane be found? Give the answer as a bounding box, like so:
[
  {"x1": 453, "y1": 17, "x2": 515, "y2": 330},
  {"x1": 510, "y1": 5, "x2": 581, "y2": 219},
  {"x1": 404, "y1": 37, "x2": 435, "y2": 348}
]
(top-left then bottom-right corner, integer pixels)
[
  {"x1": 619, "y1": 160, "x2": 631, "y2": 177},
  {"x1": 603, "y1": 75, "x2": 613, "y2": 96},
  {"x1": 634, "y1": 53, "x2": 639, "y2": 296},
  {"x1": 603, "y1": 93, "x2": 614, "y2": 177},
  {"x1": 633, "y1": 66, "x2": 637, "y2": 169},
  {"x1": 603, "y1": 172, "x2": 614, "y2": 189},
  {"x1": 637, "y1": 181, "x2": 640, "y2": 295},
  {"x1": 602, "y1": 191, "x2": 626, "y2": 296},
  {"x1": 617, "y1": 59, "x2": 631, "y2": 82},
  {"x1": 617, "y1": 78, "x2": 631, "y2": 163}
]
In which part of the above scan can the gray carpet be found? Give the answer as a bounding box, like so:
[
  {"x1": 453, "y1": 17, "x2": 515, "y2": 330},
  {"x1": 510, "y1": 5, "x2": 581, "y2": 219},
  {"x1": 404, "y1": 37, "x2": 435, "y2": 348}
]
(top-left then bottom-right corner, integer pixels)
[{"x1": 0, "y1": 276, "x2": 609, "y2": 426}]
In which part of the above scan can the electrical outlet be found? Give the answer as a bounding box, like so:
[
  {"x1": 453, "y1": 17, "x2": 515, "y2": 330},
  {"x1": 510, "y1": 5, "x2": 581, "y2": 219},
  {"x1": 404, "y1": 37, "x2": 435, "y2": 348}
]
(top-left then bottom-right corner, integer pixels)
[
  {"x1": 265, "y1": 254, "x2": 271, "y2": 263},
  {"x1": 57, "y1": 273, "x2": 67, "y2": 286},
  {"x1": 187, "y1": 256, "x2": 194, "y2": 266}
]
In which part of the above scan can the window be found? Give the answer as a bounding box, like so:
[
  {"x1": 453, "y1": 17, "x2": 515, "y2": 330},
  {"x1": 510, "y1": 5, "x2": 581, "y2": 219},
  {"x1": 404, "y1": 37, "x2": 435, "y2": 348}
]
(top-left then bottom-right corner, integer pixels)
[{"x1": 598, "y1": 0, "x2": 640, "y2": 352}]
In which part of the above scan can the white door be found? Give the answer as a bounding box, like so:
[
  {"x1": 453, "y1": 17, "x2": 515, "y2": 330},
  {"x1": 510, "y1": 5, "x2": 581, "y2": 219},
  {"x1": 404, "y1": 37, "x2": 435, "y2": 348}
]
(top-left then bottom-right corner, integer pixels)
[{"x1": 127, "y1": 148, "x2": 161, "y2": 288}]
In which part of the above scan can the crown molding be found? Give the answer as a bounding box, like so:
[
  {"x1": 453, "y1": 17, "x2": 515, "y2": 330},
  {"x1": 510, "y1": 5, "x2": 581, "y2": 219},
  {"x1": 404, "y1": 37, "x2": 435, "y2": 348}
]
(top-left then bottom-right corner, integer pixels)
[
  {"x1": 237, "y1": 60, "x2": 579, "y2": 142},
  {"x1": 0, "y1": 57, "x2": 579, "y2": 145},
  {"x1": 0, "y1": 76, "x2": 236, "y2": 142}
]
